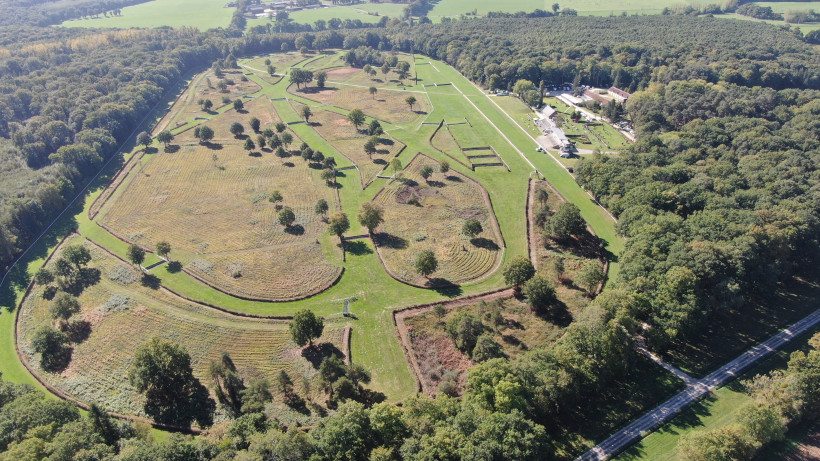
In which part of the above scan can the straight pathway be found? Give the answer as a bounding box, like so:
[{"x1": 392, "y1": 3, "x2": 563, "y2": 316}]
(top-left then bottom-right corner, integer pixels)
[{"x1": 577, "y1": 308, "x2": 820, "y2": 460}]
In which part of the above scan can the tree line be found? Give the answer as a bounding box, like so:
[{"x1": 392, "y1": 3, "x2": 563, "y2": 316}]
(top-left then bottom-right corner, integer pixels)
[{"x1": 0, "y1": 27, "x2": 226, "y2": 273}]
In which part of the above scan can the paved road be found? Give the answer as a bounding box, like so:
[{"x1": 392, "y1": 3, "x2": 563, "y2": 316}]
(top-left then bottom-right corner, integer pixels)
[{"x1": 577, "y1": 308, "x2": 820, "y2": 461}]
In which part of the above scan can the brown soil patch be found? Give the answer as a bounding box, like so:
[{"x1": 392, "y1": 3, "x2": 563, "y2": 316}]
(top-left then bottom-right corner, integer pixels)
[
  {"x1": 327, "y1": 67, "x2": 359, "y2": 77},
  {"x1": 784, "y1": 433, "x2": 820, "y2": 461}
]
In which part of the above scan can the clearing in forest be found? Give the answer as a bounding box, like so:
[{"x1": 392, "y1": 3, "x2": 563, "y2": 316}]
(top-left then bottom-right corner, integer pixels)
[
  {"x1": 290, "y1": 101, "x2": 406, "y2": 188},
  {"x1": 401, "y1": 294, "x2": 570, "y2": 396},
  {"x1": 529, "y1": 180, "x2": 607, "y2": 314},
  {"x1": 18, "y1": 236, "x2": 347, "y2": 426},
  {"x1": 291, "y1": 84, "x2": 428, "y2": 126},
  {"x1": 99, "y1": 100, "x2": 342, "y2": 301},
  {"x1": 160, "y1": 67, "x2": 261, "y2": 134},
  {"x1": 372, "y1": 153, "x2": 503, "y2": 287}
]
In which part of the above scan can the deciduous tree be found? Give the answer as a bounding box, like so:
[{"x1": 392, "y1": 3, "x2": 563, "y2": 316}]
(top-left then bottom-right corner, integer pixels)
[
  {"x1": 127, "y1": 244, "x2": 145, "y2": 268},
  {"x1": 289, "y1": 309, "x2": 324, "y2": 348},
  {"x1": 347, "y1": 109, "x2": 366, "y2": 131},
  {"x1": 503, "y1": 256, "x2": 535, "y2": 294},
  {"x1": 358, "y1": 203, "x2": 384, "y2": 235},
  {"x1": 415, "y1": 250, "x2": 438, "y2": 278}
]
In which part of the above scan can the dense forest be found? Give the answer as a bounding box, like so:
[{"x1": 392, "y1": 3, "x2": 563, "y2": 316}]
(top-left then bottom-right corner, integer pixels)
[
  {"x1": 0, "y1": 27, "x2": 224, "y2": 272},
  {"x1": 1, "y1": 13, "x2": 820, "y2": 459}
]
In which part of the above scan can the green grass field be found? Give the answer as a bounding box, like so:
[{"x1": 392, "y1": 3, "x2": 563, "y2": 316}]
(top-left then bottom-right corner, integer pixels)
[
  {"x1": 716, "y1": 13, "x2": 820, "y2": 33},
  {"x1": 59, "y1": 0, "x2": 233, "y2": 29},
  {"x1": 249, "y1": 0, "x2": 719, "y2": 27},
  {"x1": 756, "y1": 1, "x2": 820, "y2": 13}
]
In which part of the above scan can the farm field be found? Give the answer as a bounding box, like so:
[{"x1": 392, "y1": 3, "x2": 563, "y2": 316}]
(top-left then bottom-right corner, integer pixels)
[
  {"x1": 18, "y1": 235, "x2": 347, "y2": 425},
  {"x1": 715, "y1": 13, "x2": 820, "y2": 32},
  {"x1": 373, "y1": 154, "x2": 504, "y2": 286},
  {"x1": 59, "y1": 0, "x2": 233, "y2": 29},
  {"x1": 251, "y1": 0, "x2": 716, "y2": 26},
  {"x1": 98, "y1": 99, "x2": 343, "y2": 301}
]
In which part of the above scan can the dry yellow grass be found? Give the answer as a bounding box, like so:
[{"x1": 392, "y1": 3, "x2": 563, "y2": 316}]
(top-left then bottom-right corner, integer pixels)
[
  {"x1": 18, "y1": 236, "x2": 346, "y2": 420},
  {"x1": 290, "y1": 84, "x2": 428, "y2": 125},
  {"x1": 161, "y1": 68, "x2": 261, "y2": 133},
  {"x1": 372, "y1": 154, "x2": 503, "y2": 286},
  {"x1": 292, "y1": 102, "x2": 406, "y2": 188},
  {"x1": 99, "y1": 104, "x2": 341, "y2": 300}
]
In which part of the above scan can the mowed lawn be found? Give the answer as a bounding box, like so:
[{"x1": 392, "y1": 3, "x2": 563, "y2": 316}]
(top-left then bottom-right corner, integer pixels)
[{"x1": 59, "y1": 0, "x2": 233, "y2": 29}]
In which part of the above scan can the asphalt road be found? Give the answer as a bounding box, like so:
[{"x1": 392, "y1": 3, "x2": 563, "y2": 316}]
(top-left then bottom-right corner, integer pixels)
[{"x1": 576, "y1": 308, "x2": 820, "y2": 461}]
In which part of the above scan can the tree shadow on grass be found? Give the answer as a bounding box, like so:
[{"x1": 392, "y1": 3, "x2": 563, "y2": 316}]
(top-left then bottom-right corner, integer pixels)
[
  {"x1": 373, "y1": 158, "x2": 387, "y2": 165},
  {"x1": 373, "y1": 232, "x2": 408, "y2": 250},
  {"x1": 470, "y1": 238, "x2": 500, "y2": 251},
  {"x1": 541, "y1": 300, "x2": 573, "y2": 328},
  {"x1": 426, "y1": 180, "x2": 445, "y2": 188},
  {"x1": 61, "y1": 267, "x2": 101, "y2": 297},
  {"x1": 301, "y1": 343, "x2": 344, "y2": 369},
  {"x1": 166, "y1": 261, "x2": 182, "y2": 273},
  {"x1": 145, "y1": 380, "x2": 215, "y2": 428},
  {"x1": 164, "y1": 145, "x2": 181, "y2": 154},
  {"x1": 248, "y1": 151, "x2": 262, "y2": 157},
  {"x1": 445, "y1": 175, "x2": 463, "y2": 182},
  {"x1": 203, "y1": 142, "x2": 223, "y2": 150},
  {"x1": 345, "y1": 240, "x2": 373, "y2": 256},
  {"x1": 283, "y1": 162, "x2": 295, "y2": 168},
  {"x1": 140, "y1": 273, "x2": 161, "y2": 290},
  {"x1": 65, "y1": 320, "x2": 92, "y2": 343},
  {"x1": 284, "y1": 224, "x2": 305, "y2": 236},
  {"x1": 430, "y1": 279, "x2": 463, "y2": 298}
]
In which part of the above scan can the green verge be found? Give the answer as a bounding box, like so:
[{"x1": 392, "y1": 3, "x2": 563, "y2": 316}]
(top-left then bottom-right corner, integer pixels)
[{"x1": 615, "y1": 324, "x2": 820, "y2": 461}]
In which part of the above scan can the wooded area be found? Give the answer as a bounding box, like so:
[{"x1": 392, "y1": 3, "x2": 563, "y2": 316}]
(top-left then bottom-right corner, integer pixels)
[{"x1": 1, "y1": 13, "x2": 820, "y2": 459}]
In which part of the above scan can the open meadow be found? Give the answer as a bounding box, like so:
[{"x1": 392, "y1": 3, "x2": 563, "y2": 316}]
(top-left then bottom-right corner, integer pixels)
[
  {"x1": 288, "y1": 100, "x2": 407, "y2": 188},
  {"x1": 3, "y1": 49, "x2": 630, "y2": 450},
  {"x1": 58, "y1": 0, "x2": 233, "y2": 29},
  {"x1": 98, "y1": 100, "x2": 343, "y2": 301},
  {"x1": 18, "y1": 235, "x2": 347, "y2": 426},
  {"x1": 372, "y1": 154, "x2": 504, "y2": 286}
]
